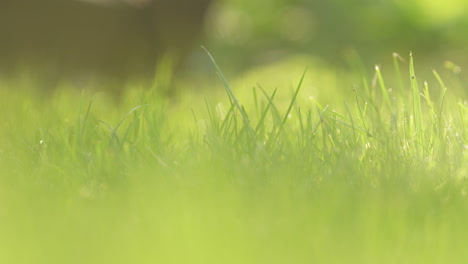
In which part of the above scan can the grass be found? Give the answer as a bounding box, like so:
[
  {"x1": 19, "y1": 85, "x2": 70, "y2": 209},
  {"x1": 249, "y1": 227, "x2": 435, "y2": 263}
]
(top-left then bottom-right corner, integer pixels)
[{"x1": 0, "y1": 52, "x2": 468, "y2": 264}]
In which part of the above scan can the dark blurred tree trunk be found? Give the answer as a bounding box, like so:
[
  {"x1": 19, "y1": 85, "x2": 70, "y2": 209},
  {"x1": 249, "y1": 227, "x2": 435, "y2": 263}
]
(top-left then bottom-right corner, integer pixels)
[{"x1": 0, "y1": 0, "x2": 212, "y2": 84}]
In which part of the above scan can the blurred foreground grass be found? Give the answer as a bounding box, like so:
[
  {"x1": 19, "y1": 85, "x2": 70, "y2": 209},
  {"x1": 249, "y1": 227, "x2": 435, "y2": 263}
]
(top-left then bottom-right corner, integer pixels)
[{"x1": 1, "y1": 53, "x2": 468, "y2": 264}]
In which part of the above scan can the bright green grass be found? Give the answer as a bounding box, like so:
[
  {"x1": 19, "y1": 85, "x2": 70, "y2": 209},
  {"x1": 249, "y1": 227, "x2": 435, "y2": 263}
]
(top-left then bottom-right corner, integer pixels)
[{"x1": 1, "y1": 53, "x2": 468, "y2": 264}]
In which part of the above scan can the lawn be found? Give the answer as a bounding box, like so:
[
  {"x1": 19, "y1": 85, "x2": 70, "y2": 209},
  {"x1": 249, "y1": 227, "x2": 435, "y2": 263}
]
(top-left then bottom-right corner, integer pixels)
[{"x1": 1, "y1": 51, "x2": 467, "y2": 264}]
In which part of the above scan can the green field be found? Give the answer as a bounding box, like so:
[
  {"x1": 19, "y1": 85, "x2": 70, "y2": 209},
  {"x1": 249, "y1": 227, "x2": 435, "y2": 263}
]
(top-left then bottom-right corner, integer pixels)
[{"x1": 1, "y1": 52, "x2": 468, "y2": 264}]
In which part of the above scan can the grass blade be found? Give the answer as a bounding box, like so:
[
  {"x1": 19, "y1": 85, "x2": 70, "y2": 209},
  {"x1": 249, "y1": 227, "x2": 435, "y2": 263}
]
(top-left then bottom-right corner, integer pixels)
[
  {"x1": 410, "y1": 52, "x2": 423, "y2": 134},
  {"x1": 393, "y1": 52, "x2": 405, "y2": 95},
  {"x1": 375, "y1": 65, "x2": 392, "y2": 109},
  {"x1": 202, "y1": 46, "x2": 256, "y2": 140},
  {"x1": 282, "y1": 68, "x2": 308, "y2": 126}
]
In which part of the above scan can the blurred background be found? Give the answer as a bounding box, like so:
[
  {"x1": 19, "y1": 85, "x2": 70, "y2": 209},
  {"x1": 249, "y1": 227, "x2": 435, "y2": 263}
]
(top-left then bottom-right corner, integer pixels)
[
  {"x1": 0, "y1": 0, "x2": 467, "y2": 90},
  {"x1": 206, "y1": 0, "x2": 468, "y2": 66}
]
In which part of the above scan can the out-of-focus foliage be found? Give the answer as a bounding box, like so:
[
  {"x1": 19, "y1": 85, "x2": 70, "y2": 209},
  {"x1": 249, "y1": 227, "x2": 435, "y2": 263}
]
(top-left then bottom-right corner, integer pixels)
[
  {"x1": 206, "y1": 0, "x2": 468, "y2": 68},
  {"x1": 1, "y1": 0, "x2": 467, "y2": 91}
]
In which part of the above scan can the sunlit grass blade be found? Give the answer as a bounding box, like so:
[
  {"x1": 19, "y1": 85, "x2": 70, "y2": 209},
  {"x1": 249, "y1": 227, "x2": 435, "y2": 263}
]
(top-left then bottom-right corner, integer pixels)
[
  {"x1": 78, "y1": 98, "x2": 93, "y2": 144},
  {"x1": 202, "y1": 46, "x2": 256, "y2": 140},
  {"x1": 375, "y1": 65, "x2": 392, "y2": 109},
  {"x1": 220, "y1": 104, "x2": 237, "y2": 136},
  {"x1": 252, "y1": 86, "x2": 260, "y2": 118},
  {"x1": 353, "y1": 87, "x2": 371, "y2": 136},
  {"x1": 256, "y1": 84, "x2": 285, "y2": 128},
  {"x1": 327, "y1": 110, "x2": 372, "y2": 138},
  {"x1": 98, "y1": 105, "x2": 144, "y2": 149},
  {"x1": 313, "y1": 104, "x2": 329, "y2": 135},
  {"x1": 459, "y1": 100, "x2": 468, "y2": 140},
  {"x1": 422, "y1": 81, "x2": 435, "y2": 113},
  {"x1": 254, "y1": 88, "x2": 278, "y2": 134},
  {"x1": 281, "y1": 68, "x2": 308, "y2": 126},
  {"x1": 410, "y1": 52, "x2": 423, "y2": 135},
  {"x1": 432, "y1": 69, "x2": 448, "y2": 117},
  {"x1": 393, "y1": 52, "x2": 405, "y2": 95}
]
